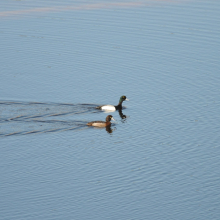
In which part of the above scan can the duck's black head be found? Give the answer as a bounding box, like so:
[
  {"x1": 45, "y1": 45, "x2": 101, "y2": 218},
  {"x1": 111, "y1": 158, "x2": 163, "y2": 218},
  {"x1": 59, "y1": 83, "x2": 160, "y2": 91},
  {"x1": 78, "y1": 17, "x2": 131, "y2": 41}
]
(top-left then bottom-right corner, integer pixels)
[{"x1": 119, "y1": 95, "x2": 129, "y2": 103}]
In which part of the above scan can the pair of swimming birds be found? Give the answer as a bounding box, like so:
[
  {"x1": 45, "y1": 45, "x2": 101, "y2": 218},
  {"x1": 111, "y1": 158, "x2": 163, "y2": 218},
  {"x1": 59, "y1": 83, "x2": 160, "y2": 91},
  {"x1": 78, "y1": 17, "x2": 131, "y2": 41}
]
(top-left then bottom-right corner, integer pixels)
[{"x1": 87, "y1": 95, "x2": 129, "y2": 127}]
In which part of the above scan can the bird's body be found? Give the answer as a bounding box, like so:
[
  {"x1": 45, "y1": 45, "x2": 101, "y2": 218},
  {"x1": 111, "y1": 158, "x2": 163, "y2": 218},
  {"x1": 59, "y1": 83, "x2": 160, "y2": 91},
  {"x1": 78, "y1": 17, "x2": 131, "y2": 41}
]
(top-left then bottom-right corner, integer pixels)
[
  {"x1": 87, "y1": 115, "x2": 115, "y2": 127},
  {"x1": 96, "y1": 96, "x2": 129, "y2": 111}
]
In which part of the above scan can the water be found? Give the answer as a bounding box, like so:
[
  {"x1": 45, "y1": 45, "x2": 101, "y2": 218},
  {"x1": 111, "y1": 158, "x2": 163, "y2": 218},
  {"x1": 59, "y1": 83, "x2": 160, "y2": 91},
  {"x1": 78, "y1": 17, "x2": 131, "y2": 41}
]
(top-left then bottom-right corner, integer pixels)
[{"x1": 1, "y1": 1, "x2": 220, "y2": 219}]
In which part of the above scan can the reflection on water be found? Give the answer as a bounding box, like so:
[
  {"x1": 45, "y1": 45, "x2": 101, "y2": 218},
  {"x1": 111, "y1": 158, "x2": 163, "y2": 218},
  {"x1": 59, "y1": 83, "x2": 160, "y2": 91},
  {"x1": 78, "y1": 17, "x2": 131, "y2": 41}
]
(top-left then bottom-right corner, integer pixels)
[
  {"x1": 97, "y1": 108, "x2": 127, "y2": 119},
  {"x1": 0, "y1": 0, "x2": 181, "y2": 18},
  {"x1": 118, "y1": 109, "x2": 127, "y2": 119},
  {"x1": 106, "y1": 125, "x2": 113, "y2": 133},
  {"x1": 88, "y1": 124, "x2": 116, "y2": 134},
  {"x1": 0, "y1": 101, "x2": 128, "y2": 136}
]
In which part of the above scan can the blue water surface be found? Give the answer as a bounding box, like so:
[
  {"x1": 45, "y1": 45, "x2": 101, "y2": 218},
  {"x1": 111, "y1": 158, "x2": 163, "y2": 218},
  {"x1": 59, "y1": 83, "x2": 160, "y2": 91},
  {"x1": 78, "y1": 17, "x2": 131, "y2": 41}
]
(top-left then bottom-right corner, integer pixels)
[{"x1": 1, "y1": 1, "x2": 220, "y2": 219}]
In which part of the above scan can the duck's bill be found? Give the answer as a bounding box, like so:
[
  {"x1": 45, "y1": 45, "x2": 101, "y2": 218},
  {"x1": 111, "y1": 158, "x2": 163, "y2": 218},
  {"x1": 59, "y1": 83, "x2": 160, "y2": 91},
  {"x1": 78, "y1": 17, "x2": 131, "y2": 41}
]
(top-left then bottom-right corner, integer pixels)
[
  {"x1": 125, "y1": 98, "x2": 129, "y2": 101},
  {"x1": 111, "y1": 117, "x2": 116, "y2": 121}
]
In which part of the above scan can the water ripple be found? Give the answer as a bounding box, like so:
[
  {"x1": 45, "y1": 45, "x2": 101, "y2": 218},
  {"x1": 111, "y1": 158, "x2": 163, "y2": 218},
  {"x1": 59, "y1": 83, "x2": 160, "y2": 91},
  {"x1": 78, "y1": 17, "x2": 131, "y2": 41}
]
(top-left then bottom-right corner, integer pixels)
[{"x1": 0, "y1": 101, "x2": 99, "y2": 137}]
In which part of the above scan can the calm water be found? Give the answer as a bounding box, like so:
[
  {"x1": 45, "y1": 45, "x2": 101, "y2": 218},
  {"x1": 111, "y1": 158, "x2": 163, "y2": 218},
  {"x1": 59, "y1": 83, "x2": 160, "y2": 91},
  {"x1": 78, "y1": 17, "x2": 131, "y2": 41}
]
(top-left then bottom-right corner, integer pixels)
[{"x1": 1, "y1": 0, "x2": 220, "y2": 219}]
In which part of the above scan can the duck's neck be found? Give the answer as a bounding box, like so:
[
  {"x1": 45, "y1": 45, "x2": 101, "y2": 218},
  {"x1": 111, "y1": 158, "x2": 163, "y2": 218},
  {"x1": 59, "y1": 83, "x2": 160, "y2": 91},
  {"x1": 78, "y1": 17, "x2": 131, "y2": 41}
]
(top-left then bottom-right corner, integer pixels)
[
  {"x1": 105, "y1": 121, "x2": 111, "y2": 127},
  {"x1": 105, "y1": 119, "x2": 111, "y2": 126},
  {"x1": 116, "y1": 102, "x2": 123, "y2": 110}
]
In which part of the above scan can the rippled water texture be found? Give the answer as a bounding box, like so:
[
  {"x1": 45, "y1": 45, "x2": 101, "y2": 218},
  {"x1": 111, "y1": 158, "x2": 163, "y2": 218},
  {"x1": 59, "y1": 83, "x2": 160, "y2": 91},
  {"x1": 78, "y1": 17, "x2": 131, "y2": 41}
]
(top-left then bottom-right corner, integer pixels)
[
  {"x1": 0, "y1": 101, "x2": 99, "y2": 136},
  {"x1": 1, "y1": 1, "x2": 220, "y2": 220}
]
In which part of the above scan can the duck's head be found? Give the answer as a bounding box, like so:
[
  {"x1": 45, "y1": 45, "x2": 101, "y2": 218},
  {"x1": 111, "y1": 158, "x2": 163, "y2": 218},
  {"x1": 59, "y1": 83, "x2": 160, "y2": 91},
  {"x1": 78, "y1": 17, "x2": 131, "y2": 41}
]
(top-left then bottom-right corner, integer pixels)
[
  {"x1": 119, "y1": 95, "x2": 129, "y2": 103},
  {"x1": 106, "y1": 115, "x2": 115, "y2": 122}
]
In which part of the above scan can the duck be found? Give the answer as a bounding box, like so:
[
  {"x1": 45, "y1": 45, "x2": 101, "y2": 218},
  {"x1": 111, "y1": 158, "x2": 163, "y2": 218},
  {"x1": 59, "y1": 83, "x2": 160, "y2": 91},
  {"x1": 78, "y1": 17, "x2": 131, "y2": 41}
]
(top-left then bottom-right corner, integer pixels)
[
  {"x1": 96, "y1": 95, "x2": 129, "y2": 111},
  {"x1": 87, "y1": 115, "x2": 115, "y2": 127}
]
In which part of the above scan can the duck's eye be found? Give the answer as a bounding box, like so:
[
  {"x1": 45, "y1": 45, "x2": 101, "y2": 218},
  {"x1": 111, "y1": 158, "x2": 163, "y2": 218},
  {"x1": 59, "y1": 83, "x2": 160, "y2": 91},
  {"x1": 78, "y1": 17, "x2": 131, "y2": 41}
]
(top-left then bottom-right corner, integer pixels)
[{"x1": 123, "y1": 96, "x2": 125, "y2": 98}]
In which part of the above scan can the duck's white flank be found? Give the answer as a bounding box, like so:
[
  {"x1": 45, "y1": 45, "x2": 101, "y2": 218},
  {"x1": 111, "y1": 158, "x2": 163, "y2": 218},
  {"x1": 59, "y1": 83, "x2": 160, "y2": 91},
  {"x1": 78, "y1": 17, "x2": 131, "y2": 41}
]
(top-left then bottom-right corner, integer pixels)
[{"x1": 101, "y1": 105, "x2": 116, "y2": 111}]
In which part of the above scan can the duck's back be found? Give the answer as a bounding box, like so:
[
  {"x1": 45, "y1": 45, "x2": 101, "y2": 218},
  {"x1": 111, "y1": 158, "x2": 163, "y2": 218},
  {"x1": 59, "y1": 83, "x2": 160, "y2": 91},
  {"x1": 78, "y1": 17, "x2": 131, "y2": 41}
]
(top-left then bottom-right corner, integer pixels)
[{"x1": 87, "y1": 120, "x2": 110, "y2": 127}]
